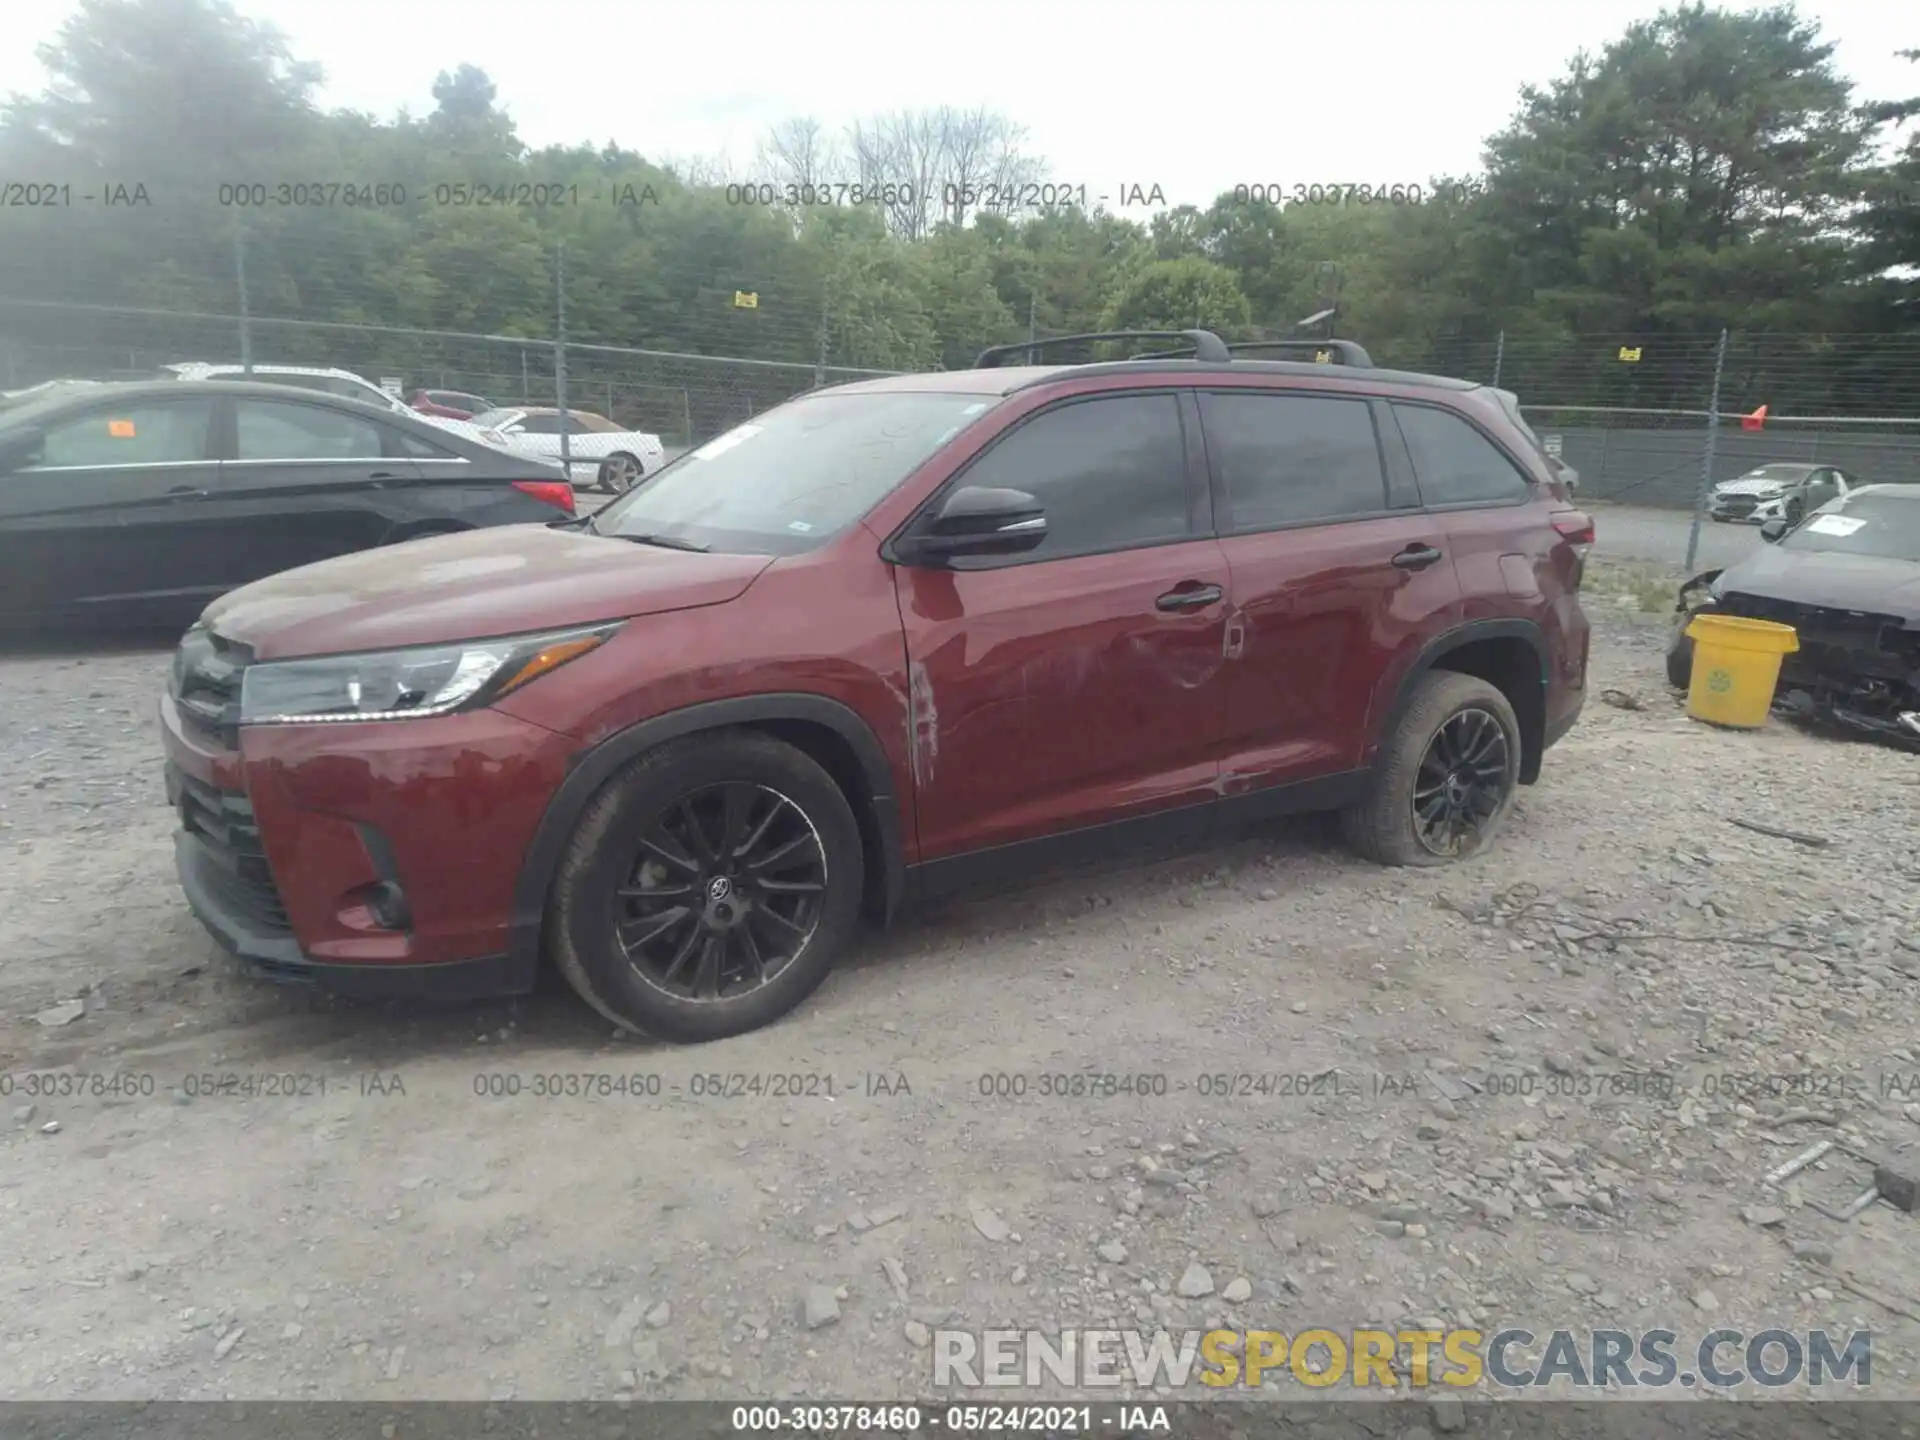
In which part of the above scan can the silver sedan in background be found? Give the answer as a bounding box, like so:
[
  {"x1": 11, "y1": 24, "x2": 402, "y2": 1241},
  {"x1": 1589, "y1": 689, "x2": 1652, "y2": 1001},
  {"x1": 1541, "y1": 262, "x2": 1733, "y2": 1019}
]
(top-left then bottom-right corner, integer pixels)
[{"x1": 468, "y1": 407, "x2": 666, "y2": 492}]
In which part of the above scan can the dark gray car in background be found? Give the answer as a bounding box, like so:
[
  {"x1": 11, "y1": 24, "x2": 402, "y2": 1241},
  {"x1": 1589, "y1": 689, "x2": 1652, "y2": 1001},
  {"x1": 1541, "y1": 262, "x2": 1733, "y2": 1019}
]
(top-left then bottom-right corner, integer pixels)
[{"x1": 0, "y1": 380, "x2": 576, "y2": 630}]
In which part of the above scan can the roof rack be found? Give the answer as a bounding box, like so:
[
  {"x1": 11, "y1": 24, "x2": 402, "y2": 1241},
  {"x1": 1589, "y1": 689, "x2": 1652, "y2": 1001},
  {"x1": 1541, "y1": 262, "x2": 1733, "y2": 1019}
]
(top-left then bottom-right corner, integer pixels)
[
  {"x1": 1133, "y1": 338, "x2": 1376, "y2": 367},
  {"x1": 974, "y1": 329, "x2": 1232, "y2": 368}
]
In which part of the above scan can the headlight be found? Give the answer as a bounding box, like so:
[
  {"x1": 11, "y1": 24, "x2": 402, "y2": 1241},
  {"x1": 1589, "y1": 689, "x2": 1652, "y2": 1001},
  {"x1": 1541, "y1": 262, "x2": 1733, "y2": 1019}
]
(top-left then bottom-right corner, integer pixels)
[{"x1": 239, "y1": 623, "x2": 618, "y2": 725}]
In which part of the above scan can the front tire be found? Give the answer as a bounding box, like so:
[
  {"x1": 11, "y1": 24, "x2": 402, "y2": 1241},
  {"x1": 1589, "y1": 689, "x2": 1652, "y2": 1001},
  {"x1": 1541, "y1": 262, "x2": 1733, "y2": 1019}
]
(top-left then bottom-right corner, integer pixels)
[
  {"x1": 546, "y1": 731, "x2": 864, "y2": 1043},
  {"x1": 1340, "y1": 672, "x2": 1521, "y2": 867}
]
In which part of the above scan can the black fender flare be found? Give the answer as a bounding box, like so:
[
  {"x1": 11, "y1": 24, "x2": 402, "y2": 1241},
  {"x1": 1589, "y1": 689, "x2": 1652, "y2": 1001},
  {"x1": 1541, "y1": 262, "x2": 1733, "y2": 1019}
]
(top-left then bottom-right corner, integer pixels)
[
  {"x1": 1370, "y1": 619, "x2": 1552, "y2": 784},
  {"x1": 506, "y1": 694, "x2": 907, "y2": 976}
]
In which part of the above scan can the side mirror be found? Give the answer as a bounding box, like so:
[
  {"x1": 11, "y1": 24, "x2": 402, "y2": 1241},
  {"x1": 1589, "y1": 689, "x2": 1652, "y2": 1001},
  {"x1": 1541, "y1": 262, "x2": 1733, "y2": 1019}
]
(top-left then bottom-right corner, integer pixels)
[
  {"x1": 0, "y1": 426, "x2": 45, "y2": 474},
  {"x1": 897, "y1": 486, "x2": 1047, "y2": 563},
  {"x1": 1759, "y1": 518, "x2": 1789, "y2": 543}
]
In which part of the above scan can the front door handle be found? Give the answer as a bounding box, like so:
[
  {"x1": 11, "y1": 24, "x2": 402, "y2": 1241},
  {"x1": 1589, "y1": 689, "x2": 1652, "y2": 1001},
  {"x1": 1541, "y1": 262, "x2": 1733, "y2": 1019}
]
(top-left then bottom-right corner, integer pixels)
[
  {"x1": 166, "y1": 485, "x2": 210, "y2": 499},
  {"x1": 1391, "y1": 544, "x2": 1444, "y2": 571},
  {"x1": 1156, "y1": 582, "x2": 1224, "y2": 612}
]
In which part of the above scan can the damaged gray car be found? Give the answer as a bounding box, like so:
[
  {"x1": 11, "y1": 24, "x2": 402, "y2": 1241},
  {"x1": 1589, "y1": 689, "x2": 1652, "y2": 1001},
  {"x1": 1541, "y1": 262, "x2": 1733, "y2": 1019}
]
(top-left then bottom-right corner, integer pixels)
[{"x1": 1667, "y1": 484, "x2": 1920, "y2": 750}]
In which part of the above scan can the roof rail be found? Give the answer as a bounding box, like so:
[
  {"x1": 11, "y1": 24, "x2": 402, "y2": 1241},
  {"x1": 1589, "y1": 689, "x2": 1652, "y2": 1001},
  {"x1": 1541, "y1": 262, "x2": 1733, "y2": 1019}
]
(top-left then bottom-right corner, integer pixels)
[
  {"x1": 1226, "y1": 339, "x2": 1373, "y2": 367},
  {"x1": 974, "y1": 329, "x2": 1231, "y2": 368},
  {"x1": 1135, "y1": 338, "x2": 1375, "y2": 367}
]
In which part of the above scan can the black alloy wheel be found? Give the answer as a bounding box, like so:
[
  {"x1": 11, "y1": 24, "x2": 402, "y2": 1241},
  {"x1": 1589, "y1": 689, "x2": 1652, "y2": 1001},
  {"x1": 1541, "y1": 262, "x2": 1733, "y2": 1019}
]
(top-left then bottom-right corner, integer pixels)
[
  {"x1": 1411, "y1": 708, "x2": 1512, "y2": 857},
  {"x1": 615, "y1": 782, "x2": 826, "y2": 1001}
]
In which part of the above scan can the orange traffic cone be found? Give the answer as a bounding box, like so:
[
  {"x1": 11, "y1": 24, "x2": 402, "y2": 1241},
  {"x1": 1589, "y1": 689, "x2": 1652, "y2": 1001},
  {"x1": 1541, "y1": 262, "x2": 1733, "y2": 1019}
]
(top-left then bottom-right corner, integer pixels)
[{"x1": 1740, "y1": 404, "x2": 1768, "y2": 431}]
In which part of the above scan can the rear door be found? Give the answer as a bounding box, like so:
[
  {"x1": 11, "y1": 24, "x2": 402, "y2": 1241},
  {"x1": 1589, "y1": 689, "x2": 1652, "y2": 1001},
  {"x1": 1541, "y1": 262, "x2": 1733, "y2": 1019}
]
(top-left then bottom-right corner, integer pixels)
[
  {"x1": 1201, "y1": 388, "x2": 1461, "y2": 792},
  {"x1": 0, "y1": 394, "x2": 219, "y2": 624},
  {"x1": 893, "y1": 389, "x2": 1232, "y2": 862},
  {"x1": 200, "y1": 395, "x2": 423, "y2": 588}
]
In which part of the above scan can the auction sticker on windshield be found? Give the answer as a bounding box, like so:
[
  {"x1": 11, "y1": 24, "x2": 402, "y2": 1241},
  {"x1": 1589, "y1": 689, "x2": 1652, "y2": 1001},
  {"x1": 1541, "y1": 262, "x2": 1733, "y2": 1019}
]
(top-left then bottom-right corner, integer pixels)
[
  {"x1": 1807, "y1": 514, "x2": 1866, "y2": 536},
  {"x1": 692, "y1": 425, "x2": 762, "y2": 461}
]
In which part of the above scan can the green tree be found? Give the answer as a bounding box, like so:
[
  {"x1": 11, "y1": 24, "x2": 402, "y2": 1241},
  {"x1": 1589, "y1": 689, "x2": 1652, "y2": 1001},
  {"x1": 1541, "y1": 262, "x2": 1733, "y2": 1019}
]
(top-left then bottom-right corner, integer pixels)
[{"x1": 1100, "y1": 257, "x2": 1252, "y2": 334}]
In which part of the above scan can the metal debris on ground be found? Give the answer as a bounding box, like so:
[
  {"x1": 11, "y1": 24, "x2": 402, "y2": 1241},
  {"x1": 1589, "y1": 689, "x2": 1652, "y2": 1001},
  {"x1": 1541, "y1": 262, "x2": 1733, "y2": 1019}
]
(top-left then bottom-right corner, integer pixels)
[
  {"x1": 1724, "y1": 815, "x2": 1833, "y2": 849},
  {"x1": 1766, "y1": 1137, "x2": 1917, "y2": 1224}
]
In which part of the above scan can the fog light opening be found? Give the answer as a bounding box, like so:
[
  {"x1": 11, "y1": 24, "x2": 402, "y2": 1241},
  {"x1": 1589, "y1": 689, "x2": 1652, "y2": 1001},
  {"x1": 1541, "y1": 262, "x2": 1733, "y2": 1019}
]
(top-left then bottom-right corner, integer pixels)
[{"x1": 340, "y1": 880, "x2": 413, "y2": 933}]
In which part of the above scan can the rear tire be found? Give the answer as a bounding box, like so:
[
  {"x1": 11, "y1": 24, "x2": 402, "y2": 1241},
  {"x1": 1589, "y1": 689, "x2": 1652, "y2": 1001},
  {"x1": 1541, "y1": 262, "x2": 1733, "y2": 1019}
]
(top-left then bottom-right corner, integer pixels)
[
  {"x1": 1340, "y1": 671, "x2": 1521, "y2": 868},
  {"x1": 546, "y1": 731, "x2": 864, "y2": 1043},
  {"x1": 598, "y1": 452, "x2": 644, "y2": 494}
]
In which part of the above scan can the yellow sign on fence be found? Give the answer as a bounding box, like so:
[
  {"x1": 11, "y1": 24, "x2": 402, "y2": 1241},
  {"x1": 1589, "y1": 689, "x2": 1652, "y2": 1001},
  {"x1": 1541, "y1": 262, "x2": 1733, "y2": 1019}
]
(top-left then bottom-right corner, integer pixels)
[
  {"x1": 1617, "y1": 346, "x2": 1642, "y2": 362},
  {"x1": 733, "y1": 290, "x2": 759, "y2": 309}
]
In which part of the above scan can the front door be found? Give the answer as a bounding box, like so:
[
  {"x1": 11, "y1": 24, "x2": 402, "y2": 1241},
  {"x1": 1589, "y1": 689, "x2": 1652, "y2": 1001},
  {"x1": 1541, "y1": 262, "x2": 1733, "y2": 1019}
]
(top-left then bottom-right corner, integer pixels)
[
  {"x1": 893, "y1": 391, "x2": 1232, "y2": 862},
  {"x1": 0, "y1": 394, "x2": 219, "y2": 626}
]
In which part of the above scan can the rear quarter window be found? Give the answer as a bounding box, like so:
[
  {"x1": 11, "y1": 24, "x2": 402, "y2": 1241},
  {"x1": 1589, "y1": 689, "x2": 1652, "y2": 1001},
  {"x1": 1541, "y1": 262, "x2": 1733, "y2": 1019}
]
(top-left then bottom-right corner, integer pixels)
[{"x1": 1391, "y1": 403, "x2": 1532, "y2": 506}]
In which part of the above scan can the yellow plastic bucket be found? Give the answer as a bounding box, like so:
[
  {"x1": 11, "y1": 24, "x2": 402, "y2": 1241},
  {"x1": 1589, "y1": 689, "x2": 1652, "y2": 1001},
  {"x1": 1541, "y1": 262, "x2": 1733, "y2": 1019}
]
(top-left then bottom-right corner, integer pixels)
[{"x1": 1683, "y1": 614, "x2": 1798, "y2": 729}]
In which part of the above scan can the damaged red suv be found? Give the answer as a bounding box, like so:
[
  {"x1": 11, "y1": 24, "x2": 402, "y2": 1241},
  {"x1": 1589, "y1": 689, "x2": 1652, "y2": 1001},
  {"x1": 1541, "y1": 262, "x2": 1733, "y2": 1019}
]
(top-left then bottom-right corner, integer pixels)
[{"x1": 160, "y1": 332, "x2": 1592, "y2": 1043}]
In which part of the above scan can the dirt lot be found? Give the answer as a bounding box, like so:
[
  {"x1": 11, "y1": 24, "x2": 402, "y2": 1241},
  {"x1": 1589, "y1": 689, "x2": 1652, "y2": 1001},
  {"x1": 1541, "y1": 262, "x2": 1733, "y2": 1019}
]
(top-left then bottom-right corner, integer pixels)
[{"x1": 4, "y1": 561, "x2": 1920, "y2": 1408}]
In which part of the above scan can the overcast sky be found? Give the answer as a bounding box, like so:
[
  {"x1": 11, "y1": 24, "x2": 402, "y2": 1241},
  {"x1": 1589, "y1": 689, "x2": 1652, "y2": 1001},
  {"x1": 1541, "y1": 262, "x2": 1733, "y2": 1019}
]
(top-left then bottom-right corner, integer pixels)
[{"x1": 4, "y1": 0, "x2": 1915, "y2": 206}]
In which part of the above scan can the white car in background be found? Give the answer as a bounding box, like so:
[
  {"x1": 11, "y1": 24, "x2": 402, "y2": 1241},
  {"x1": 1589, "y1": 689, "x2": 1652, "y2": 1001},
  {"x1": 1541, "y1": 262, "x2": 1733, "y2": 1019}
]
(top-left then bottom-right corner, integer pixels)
[
  {"x1": 468, "y1": 407, "x2": 666, "y2": 492},
  {"x1": 157, "y1": 363, "x2": 498, "y2": 445}
]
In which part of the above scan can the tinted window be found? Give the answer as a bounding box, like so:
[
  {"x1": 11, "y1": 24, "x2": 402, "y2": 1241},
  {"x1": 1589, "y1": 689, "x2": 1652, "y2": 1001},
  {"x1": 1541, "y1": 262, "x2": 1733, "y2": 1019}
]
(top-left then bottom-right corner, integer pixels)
[
  {"x1": 1394, "y1": 404, "x2": 1531, "y2": 505},
  {"x1": 514, "y1": 414, "x2": 560, "y2": 435},
  {"x1": 953, "y1": 395, "x2": 1189, "y2": 560},
  {"x1": 23, "y1": 399, "x2": 214, "y2": 468},
  {"x1": 235, "y1": 400, "x2": 386, "y2": 460},
  {"x1": 1201, "y1": 392, "x2": 1387, "y2": 528},
  {"x1": 392, "y1": 426, "x2": 458, "y2": 459}
]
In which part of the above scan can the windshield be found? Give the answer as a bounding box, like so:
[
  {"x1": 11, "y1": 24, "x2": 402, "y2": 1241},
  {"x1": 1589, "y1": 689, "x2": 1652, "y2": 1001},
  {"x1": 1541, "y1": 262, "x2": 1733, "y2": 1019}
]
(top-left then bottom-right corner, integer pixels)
[
  {"x1": 1733, "y1": 464, "x2": 1810, "y2": 484},
  {"x1": 1782, "y1": 492, "x2": 1920, "y2": 562},
  {"x1": 594, "y1": 390, "x2": 999, "y2": 555}
]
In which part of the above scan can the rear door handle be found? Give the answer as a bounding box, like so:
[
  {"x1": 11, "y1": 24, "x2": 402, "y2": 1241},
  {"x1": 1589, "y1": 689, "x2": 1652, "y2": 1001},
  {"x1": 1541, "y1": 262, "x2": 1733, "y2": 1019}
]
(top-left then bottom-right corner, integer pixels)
[
  {"x1": 1156, "y1": 582, "x2": 1224, "y2": 612},
  {"x1": 1391, "y1": 544, "x2": 1444, "y2": 571},
  {"x1": 165, "y1": 485, "x2": 210, "y2": 499}
]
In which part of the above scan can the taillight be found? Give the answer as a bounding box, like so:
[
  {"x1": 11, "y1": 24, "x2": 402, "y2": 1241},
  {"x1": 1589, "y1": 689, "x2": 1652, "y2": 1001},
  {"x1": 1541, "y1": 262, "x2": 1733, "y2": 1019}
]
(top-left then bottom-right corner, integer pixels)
[
  {"x1": 1551, "y1": 510, "x2": 1595, "y2": 547},
  {"x1": 513, "y1": 479, "x2": 575, "y2": 514}
]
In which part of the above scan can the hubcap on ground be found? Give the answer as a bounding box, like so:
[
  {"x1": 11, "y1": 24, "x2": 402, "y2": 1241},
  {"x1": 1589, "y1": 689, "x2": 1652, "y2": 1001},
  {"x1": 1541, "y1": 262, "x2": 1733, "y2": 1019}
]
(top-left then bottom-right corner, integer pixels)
[
  {"x1": 1411, "y1": 707, "x2": 1511, "y2": 856},
  {"x1": 613, "y1": 782, "x2": 826, "y2": 1001}
]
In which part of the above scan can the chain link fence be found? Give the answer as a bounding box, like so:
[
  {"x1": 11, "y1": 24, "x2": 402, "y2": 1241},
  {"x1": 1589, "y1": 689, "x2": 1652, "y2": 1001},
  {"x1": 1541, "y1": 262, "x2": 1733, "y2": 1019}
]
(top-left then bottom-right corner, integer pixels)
[
  {"x1": 3, "y1": 225, "x2": 1918, "y2": 544},
  {"x1": 0, "y1": 297, "x2": 893, "y2": 449}
]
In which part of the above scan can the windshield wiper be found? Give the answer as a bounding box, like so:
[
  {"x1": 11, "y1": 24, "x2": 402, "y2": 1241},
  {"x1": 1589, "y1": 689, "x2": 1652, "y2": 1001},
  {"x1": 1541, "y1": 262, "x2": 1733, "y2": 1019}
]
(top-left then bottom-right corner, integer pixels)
[
  {"x1": 611, "y1": 530, "x2": 709, "y2": 553},
  {"x1": 547, "y1": 512, "x2": 597, "y2": 532}
]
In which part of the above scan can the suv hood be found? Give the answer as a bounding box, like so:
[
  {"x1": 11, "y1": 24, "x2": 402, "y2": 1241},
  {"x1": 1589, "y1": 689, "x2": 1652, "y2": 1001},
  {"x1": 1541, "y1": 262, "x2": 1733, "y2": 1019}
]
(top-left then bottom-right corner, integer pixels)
[
  {"x1": 203, "y1": 525, "x2": 776, "y2": 660},
  {"x1": 1717, "y1": 547, "x2": 1920, "y2": 619}
]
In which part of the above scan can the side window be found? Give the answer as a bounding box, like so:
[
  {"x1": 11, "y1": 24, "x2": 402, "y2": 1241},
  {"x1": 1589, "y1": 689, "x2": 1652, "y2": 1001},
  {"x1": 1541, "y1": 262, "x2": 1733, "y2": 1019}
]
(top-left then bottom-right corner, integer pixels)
[
  {"x1": 515, "y1": 414, "x2": 560, "y2": 435},
  {"x1": 950, "y1": 394, "x2": 1190, "y2": 561},
  {"x1": 25, "y1": 399, "x2": 214, "y2": 468},
  {"x1": 391, "y1": 425, "x2": 457, "y2": 460},
  {"x1": 1392, "y1": 404, "x2": 1532, "y2": 506},
  {"x1": 1199, "y1": 392, "x2": 1387, "y2": 529},
  {"x1": 234, "y1": 400, "x2": 386, "y2": 461},
  {"x1": 1805, "y1": 470, "x2": 1839, "y2": 506}
]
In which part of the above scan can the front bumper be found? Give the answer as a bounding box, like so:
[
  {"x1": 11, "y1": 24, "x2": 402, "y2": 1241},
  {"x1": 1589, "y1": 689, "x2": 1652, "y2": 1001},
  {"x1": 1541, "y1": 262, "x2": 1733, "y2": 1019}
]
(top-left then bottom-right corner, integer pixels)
[
  {"x1": 1709, "y1": 493, "x2": 1787, "y2": 523},
  {"x1": 160, "y1": 690, "x2": 575, "y2": 998}
]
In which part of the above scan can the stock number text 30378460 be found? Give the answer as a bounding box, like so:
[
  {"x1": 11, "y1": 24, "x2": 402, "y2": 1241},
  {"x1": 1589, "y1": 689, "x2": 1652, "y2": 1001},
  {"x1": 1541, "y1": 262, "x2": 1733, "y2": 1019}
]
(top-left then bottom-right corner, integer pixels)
[{"x1": 1232, "y1": 181, "x2": 1485, "y2": 206}]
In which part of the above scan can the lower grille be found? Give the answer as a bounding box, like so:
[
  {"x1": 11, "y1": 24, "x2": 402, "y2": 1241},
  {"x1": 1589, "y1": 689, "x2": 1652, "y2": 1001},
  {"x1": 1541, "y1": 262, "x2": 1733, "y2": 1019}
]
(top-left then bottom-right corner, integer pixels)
[
  {"x1": 1713, "y1": 494, "x2": 1760, "y2": 517},
  {"x1": 171, "y1": 765, "x2": 290, "y2": 933}
]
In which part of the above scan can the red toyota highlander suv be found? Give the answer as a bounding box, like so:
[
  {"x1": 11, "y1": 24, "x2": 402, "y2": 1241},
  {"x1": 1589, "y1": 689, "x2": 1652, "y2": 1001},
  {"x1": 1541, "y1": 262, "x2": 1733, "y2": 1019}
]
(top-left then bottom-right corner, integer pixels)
[{"x1": 160, "y1": 331, "x2": 1592, "y2": 1043}]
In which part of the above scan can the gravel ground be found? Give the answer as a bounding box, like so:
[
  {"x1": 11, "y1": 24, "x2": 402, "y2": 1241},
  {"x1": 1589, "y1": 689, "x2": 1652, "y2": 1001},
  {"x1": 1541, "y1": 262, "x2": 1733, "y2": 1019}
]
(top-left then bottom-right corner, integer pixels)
[{"x1": 3, "y1": 562, "x2": 1920, "y2": 1409}]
